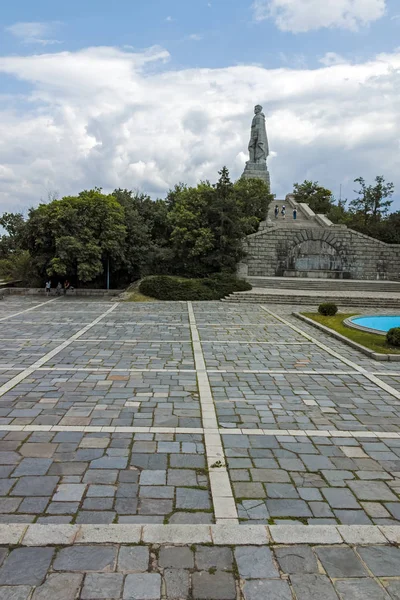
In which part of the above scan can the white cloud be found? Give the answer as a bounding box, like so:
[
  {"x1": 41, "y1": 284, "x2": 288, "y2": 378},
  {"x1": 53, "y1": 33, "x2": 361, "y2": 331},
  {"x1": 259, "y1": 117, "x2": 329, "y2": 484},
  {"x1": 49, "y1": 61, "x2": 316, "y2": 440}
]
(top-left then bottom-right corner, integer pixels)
[
  {"x1": 165, "y1": 16, "x2": 174, "y2": 22},
  {"x1": 187, "y1": 33, "x2": 203, "y2": 41},
  {"x1": 252, "y1": 0, "x2": 386, "y2": 32},
  {"x1": 0, "y1": 45, "x2": 400, "y2": 213},
  {"x1": 5, "y1": 21, "x2": 62, "y2": 45}
]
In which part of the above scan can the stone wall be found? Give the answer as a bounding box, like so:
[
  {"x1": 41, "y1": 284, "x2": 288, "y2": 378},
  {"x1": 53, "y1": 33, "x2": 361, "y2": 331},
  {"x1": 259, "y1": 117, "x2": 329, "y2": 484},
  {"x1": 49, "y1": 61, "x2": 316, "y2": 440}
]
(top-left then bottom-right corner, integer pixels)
[
  {"x1": 0, "y1": 288, "x2": 120, "y2": 297},
  {"x1": 240, "y1": 225, "x2": 400, "y2": 280}
]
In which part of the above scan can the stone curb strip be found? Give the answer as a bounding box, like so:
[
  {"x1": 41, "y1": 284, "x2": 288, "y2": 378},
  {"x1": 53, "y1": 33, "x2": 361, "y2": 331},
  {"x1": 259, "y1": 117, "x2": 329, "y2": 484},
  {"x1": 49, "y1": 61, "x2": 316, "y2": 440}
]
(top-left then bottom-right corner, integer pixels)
[
  {"x1": 188, "y1": 301, "x2": 238, "y2": 524},
  {"x1": 1, "y1": 524, "x2": 400, "y2": 546},
  {"x1": 1, "y1": 424, "x2": 400, "y2": 439}
]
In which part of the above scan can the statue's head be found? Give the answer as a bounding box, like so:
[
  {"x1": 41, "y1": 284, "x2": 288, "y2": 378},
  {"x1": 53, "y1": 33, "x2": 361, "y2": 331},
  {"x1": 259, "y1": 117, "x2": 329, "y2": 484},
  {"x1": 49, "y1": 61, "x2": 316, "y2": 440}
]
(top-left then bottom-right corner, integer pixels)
[{"x1": 254, "y1": 105, "x2": 263, "y2": 114}]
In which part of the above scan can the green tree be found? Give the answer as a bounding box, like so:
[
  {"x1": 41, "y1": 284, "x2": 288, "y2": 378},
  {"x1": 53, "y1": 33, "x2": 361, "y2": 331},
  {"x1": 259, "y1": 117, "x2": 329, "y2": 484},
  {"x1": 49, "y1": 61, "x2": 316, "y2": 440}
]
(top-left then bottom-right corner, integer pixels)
[
  {"x1": 167, "y1": 167, "x2": 271, "y2": 276},
  {"x1": 168, "y1": 181, "x2": 215, "y2": 276},
  {"x1": 112, "y1": 188, "x2": 171, "y2": 281},
  {"x1": 25, "y1": 189, "x2": 126, "y2": 284},
  {"x1": 349, "y1": 176, "x2": 394, "y2": 226},
  {"x1": 0, "y1": 212, "x2": 26, "y2": 258},
  {"x1": 380, "y1": 211, "x2": 400, "y2": 244},
  {"x1": 233, "y1": 177, "x2": 272, "y2": 223},
  {"x1": 0, "y1": 251, "x2": 37, "y2": 286},
  {"x1": 293, "y1": 180, "x2": 334, "y2": 214}
]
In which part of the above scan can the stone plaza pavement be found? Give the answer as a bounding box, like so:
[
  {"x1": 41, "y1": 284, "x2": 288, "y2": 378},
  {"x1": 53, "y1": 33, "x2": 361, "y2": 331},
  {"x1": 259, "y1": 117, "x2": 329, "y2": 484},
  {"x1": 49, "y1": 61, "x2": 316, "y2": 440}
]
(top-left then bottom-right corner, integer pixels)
[{"x1": 2, "y1": 297, "x2": 400, "y2": 598}]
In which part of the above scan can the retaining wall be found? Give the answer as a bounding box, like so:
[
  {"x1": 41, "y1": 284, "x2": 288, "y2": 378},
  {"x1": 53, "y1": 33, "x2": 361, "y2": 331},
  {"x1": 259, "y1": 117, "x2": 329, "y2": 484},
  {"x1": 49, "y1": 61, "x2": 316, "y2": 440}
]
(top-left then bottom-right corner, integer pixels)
[
  {"x1": 239, "y1": 225, "x2": 400, "y2": 280},
  {"x1": 0, "y1": 288, "x2": 120, "y2": 297}
]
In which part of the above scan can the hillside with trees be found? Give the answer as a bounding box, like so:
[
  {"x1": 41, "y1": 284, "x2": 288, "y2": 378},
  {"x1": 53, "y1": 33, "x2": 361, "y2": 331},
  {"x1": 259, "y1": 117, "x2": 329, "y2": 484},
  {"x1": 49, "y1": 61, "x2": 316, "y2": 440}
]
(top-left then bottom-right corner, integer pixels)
[
  {"x1": 293, "y1": 176, "x2": 398, "y2": 243},
  {"x1": 0, "y1": 168, "x2": 272, "y2": 288}
]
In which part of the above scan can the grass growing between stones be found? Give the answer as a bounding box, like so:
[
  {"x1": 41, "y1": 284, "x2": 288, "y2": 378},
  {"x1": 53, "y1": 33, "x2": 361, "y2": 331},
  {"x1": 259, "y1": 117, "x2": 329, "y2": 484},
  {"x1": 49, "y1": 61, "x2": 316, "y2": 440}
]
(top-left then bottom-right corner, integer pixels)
[{"x1": 303, "y1": 312, "x2": 400, "y2": 355}]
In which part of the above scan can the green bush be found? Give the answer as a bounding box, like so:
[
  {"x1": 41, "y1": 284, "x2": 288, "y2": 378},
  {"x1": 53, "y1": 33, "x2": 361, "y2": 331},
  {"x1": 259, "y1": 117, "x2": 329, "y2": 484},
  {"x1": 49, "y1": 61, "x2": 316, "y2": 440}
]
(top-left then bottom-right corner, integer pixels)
[
  {"x1": 318, "y1": 302, "x2": 338, "y2": 316},
  {"x1": 139, "y1": 274, "x2": 251, "y2": 301},
  {"x1": 387, "y1": 327, "x2": 400, "y2": 347},
  {"x1": 0, "y1": 251, "x2": 39, "y2": 287}
]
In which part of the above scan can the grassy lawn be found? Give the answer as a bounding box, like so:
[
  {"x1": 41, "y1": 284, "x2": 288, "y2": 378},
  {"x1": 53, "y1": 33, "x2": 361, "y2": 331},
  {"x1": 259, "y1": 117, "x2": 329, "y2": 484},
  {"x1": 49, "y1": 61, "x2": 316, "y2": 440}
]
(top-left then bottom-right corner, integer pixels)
[
  {"x1": 303, "y1": 312, "x2": 400, "y2": 355},
  {"x1": 125, "y1": 290, "x2": 156, "y2": 302}
]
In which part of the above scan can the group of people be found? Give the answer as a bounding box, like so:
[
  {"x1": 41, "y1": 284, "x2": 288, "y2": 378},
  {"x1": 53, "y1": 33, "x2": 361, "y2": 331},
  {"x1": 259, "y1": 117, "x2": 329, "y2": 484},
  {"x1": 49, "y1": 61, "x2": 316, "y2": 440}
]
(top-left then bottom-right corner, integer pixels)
[
  {"x1": 45, "y1": 280, "x2": 72, "y2": 296},
  {"x1": 274, "y1": 204, "x2": 297, "y2": 220}
]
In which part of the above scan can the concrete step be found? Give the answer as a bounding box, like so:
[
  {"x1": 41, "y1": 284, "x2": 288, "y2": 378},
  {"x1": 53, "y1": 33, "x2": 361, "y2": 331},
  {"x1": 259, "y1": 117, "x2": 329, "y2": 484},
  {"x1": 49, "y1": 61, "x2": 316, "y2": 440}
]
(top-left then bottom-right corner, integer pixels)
[
  {"x1": 222, "y1": 293, "x2": 400, "y2": 307},
  {"x1": 268, "y1": 203, "x2": 310, "y2": 225},
  {"x1": 246, "y1": 277, "x2": 400, "y2": 292},
  {"x1": 262, "y1": 220, "x2": 322, "y2": 228}
]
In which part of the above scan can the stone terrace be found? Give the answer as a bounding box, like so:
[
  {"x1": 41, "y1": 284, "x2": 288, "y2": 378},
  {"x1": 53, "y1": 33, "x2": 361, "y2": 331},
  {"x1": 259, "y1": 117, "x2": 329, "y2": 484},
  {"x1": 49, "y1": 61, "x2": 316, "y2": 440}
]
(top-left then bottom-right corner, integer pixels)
[{"x1": 2, "y1": 296, "x2": 400, "y2": 598}]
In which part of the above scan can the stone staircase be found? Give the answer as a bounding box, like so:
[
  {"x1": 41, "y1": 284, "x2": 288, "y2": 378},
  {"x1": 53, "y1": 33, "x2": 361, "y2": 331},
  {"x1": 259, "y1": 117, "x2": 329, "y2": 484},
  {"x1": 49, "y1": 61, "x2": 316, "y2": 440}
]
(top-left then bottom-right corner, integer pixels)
[
  {"x1": 224, "y1": 277, "x2": 400, "y2": 306},
  {"x1": 245, "y1": 277, "x2": 400, "y2": 293},
  {"x1": 259, "y1": 197, "x2": 331, "y2": 230},
  {"x1": 222, "y1": 290, "x2": 400, "y2": 308}
]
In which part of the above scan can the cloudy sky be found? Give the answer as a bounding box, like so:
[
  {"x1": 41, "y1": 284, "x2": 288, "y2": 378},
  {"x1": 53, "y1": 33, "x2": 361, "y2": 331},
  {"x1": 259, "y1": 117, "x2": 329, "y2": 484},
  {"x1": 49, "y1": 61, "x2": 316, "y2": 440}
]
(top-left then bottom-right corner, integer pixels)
[{"x1": 0, "y1": 0, "x2": 400, "y2": 214}]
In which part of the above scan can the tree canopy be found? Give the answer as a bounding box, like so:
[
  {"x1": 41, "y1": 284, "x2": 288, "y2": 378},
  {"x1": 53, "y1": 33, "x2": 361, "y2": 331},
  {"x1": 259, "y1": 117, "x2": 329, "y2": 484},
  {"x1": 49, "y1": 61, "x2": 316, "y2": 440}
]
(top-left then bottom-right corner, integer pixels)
[
  {"x1": 0, "y1": 167, "x2": 272, "y2": 286},
  {"x1": 24, "y1": 189, "x2": 126, "y2": 283},
  {"x1": 350, "y1": 176, "x2": 394, "y2": 225},
  {"x1": 292, "y1": 180, "x2": 334, "y2": 214},
  {"x1": 292, "y1": 175, "x2": 398, "y2": 243}
]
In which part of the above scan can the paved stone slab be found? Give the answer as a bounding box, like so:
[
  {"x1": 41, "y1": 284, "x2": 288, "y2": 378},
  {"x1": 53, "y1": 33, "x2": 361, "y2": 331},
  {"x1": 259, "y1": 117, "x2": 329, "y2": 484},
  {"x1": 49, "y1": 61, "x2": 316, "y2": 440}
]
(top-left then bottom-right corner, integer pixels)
[
  {"x1": 164, "y1": 569, "x2": 190, "y2": 599},
  {"x1": 315, "y1": 546, "x2": 367, "y2": 577},
  {"x1": 290, "y1": 574, "x2": 340, "y2": 600},
  {"x1": 0, "y1": 548, "x2": 54, "y2": 586},
  {"x1": 357, "y1": 546, "x2": 400, "y2": 576},
  {"x1": 235, "y1": 546, "x2": 278, "y2": 579},
  {"x1": 118, "y1": 546, "x2": 149, "y2": 572},
  {"x1": 348, "y1": 481, "x2": 398, "y2": 502},
  {"x1": 335, "y1": 578, "x2": 390, "y2": 600},
  {"x1": 0, "y1": 587, "x2": 32, "y2": 600},
  {"x1": 123, "y1": 573, "x2": 161, "y2": 599},
  {"x1": 175, "y1": 488, "x2": 211, "y2": 510},
  {"x1": 195, "y1": 547, "x2": 233, "y2": 571},
  {"x1": 243, "y1": 579, "x2": 292, "y2": 600},
  {"x1": 159, "y1": 547, "x2": 194, "y2": 569},
  {"x1": 385, "y1": 580, "x2": 400, "y2": 599},
  {"x1": 32, "y1": 573, "x2": 83, "y2": 600},
  {"x1": 81, "y1": 573, "x2": 124, "y2": 599},
  {"x1": 53, "y1": 546, "x2": 116, "y2": 572},
  {"x1": 275, "y1": 546, "x2": 318, "y2": 574},
  {"x1": 11, "y1": 477, "x2": 58, "y2": 497},
  {"x1": 192, "y1": 572, "x2": 236, "y2": 600},
  {"x1": 267, "y1": 499, "x2": 312, "y2": 518},
  {"x1": 322, "y1": 488, "x2": 360, "y2": 509}
]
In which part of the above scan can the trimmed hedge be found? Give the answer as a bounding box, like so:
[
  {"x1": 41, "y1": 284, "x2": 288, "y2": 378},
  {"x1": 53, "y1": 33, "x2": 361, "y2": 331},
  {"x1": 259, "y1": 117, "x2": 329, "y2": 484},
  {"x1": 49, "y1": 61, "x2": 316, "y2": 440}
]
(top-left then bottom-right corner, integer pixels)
[
  {"x1": 318, "y1": 302, "x2": 338, "y2": 316},
  {"x1": 387, "y1": 327, "x2": 400, "y2": 347},
  {"x1": 139, "y1": 274, "x2": 251, "y2": 301}
]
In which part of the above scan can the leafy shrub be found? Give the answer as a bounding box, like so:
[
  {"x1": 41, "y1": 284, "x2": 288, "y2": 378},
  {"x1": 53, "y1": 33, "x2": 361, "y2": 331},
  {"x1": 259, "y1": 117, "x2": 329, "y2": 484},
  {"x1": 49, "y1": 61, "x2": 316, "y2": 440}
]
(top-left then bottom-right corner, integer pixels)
[
  {"x1": 139, "y1": 274, "x2": 251, "y2": 301},
  {"x1": 318, "y1": 302, "x2": 338, "y2": 316},
  {"x1": 0, "y1": 251, "x2": 39, "y2": 286},
  {"x1": 387, "y1": 327, "x2": 400, "y2": 347}
]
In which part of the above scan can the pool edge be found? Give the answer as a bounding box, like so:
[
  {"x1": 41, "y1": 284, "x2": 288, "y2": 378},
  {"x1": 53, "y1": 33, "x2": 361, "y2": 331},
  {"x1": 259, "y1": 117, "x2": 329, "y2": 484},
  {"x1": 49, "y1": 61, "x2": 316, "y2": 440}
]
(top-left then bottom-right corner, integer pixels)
[{"x1": 344, "y1": 315, "x2": 387, "y2": 336}]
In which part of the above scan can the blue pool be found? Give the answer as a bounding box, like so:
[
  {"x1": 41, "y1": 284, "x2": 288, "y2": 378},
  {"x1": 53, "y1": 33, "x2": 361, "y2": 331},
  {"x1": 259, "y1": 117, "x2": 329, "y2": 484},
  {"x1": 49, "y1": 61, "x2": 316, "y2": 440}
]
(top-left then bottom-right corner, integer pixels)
[{"x1": 348, "y1": 315, "x2": 400, "y2": 334}]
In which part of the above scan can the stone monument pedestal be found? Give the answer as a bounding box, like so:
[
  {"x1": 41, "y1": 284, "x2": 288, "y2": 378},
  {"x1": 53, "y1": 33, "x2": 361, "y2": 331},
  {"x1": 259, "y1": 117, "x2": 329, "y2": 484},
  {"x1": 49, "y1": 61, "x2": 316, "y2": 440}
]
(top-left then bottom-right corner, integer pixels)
[{"x1": 242, "y1": 161, "x2": 270, "y2": 188}]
